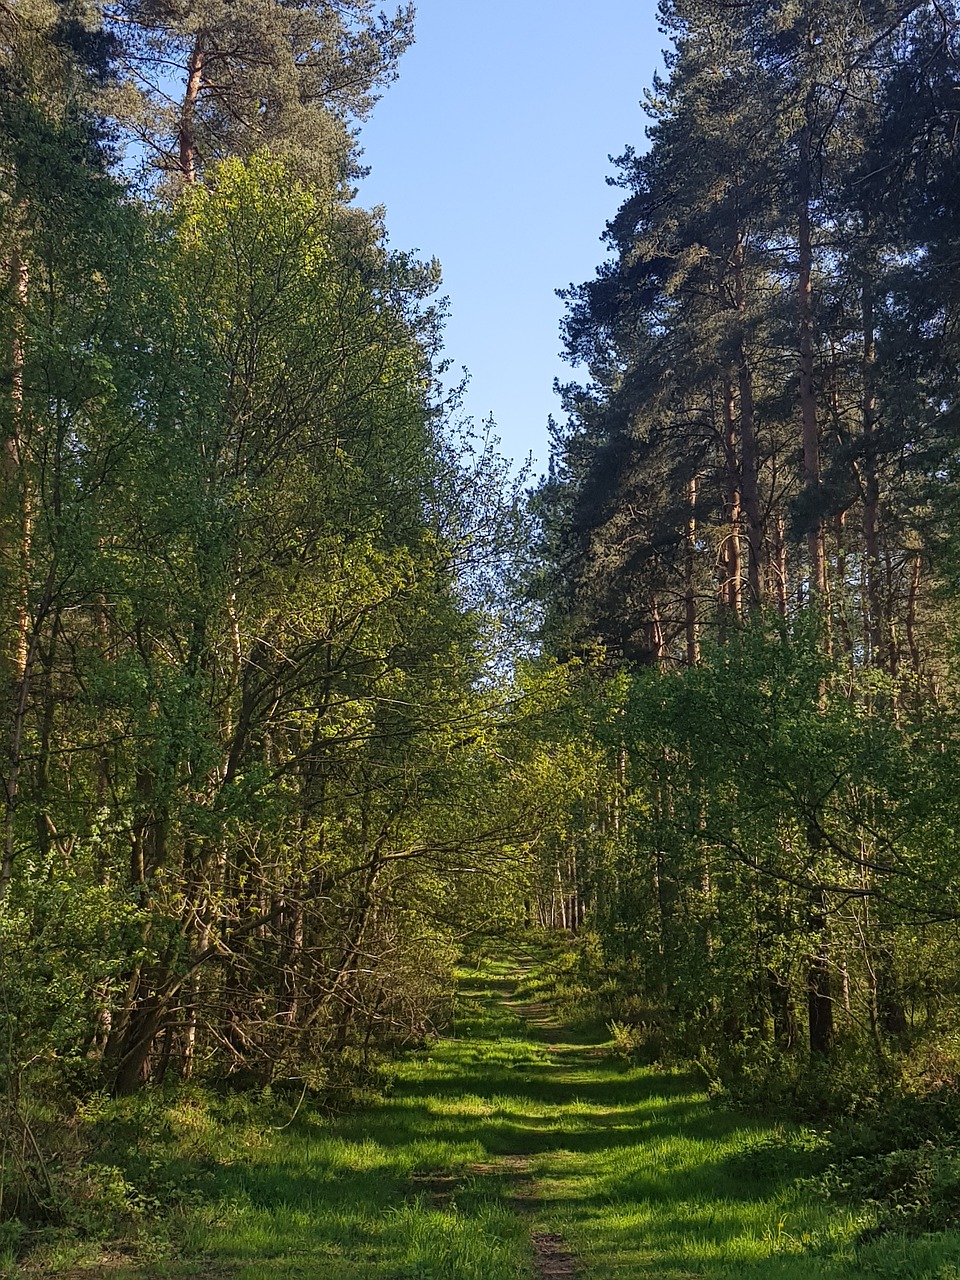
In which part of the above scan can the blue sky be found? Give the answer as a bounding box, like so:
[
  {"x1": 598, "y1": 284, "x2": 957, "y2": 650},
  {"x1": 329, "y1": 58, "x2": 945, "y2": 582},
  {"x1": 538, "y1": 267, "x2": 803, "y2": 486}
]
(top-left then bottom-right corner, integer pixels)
[{"x1": 357, "y1": 1, "x2": 664, "y2": 475}]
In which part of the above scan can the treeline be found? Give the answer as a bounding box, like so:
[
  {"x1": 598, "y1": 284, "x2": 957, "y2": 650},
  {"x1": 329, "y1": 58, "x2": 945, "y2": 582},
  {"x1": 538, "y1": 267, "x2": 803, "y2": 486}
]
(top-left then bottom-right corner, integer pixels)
[
  {"x1": 0, "y1": 0, "x2": 548, "y2": 1187},
  {"x1": 531, "y1": 0, "x2": 960, "y2": 1101}
]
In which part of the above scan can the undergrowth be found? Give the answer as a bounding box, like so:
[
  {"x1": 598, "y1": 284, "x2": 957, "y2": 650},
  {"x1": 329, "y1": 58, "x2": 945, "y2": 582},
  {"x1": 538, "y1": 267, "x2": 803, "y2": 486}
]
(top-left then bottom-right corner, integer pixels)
[
  {"x1": 514, "y1": 935, "x2": 960, "y2": 1252},
  {"x1": 811, "y1": 1086, "x2": 960, "y2": 1237}
]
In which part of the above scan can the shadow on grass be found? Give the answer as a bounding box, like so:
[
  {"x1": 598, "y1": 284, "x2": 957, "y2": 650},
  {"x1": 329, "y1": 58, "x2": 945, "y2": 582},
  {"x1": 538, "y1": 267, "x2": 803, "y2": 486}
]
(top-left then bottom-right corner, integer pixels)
[{"x1": 74, "y1": 955, "x2": 926, "y2": 1280}]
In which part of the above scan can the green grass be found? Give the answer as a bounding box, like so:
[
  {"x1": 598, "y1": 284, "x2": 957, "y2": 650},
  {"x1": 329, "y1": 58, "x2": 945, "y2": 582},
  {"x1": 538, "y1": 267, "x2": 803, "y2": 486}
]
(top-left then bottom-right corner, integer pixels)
[{"x1": 21, "y1": 954, "x2": 960, "y2": 1278}]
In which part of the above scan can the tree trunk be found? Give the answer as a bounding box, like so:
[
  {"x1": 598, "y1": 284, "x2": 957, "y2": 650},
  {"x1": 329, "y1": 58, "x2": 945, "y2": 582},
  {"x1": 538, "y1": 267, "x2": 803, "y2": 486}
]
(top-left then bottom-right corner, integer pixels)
[
  {"x1": 0, "y1": 569, "x2": 55, "y2": 902},
  {"x1": 807, "y1": 887, "x2": 833, "y2": 1056},
  {"x1": 834, "y1": 513, "x2": 854, "y2": 655},
  {"x1": 798, "y1": 116, "x2": 827, "y2": 599},
  {"x1": 767, "y1": 968, "x2": 799, "y2": 1051},
  {"x1": 773, "y1": 514, "x2": 789, "y2": 617},
  {"x1": 684, "y1": 475, "x2": 700, "y2": 666},
  {"x1": 179, "y1": 36, "x2": 206, "y2": 184},
  {"x1": 113, "y1": 994, "x2": 165, "y2": 1095},
  {"x1": 2, "y1": 251, "x2": 30, "y2": 671},
  {"x1": 859, "y1": 264, "x2": 885, "y2": 667},
  {"x1": 906, "y1": 553, "x2": 922, "y2": 677},
  {"x1": 732, "y1": 245, "x2": 763, "y2": 607},
  {"x1": 721, "y1": 374, "x2": 742, "y2": 620},
  {"x1": 0, "y1": 251, "x2": 31, "y2": 900},
  {"x1": 884, "y1": 547, "x2": 899, "y2": 678},
  {"x1": 876, "y1": 947, "x2": 907, "y2": 1044},
  {"x1": 649, "y1": 595, "x2": 665, "y2": 664}
]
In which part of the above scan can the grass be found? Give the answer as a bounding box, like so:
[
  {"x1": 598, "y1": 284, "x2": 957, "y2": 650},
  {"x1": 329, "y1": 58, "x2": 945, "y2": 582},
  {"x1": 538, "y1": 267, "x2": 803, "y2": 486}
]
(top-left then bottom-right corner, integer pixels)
[{"x1": 19, "y1": 953, "x2": 960, "y2": 1278}]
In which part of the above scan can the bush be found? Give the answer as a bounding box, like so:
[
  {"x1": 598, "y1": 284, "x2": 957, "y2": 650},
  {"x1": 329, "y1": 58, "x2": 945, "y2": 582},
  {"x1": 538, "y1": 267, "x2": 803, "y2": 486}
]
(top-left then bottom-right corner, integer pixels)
[{"x1": 812, "y1": 1085, "x2": 960, "y2": 1234}]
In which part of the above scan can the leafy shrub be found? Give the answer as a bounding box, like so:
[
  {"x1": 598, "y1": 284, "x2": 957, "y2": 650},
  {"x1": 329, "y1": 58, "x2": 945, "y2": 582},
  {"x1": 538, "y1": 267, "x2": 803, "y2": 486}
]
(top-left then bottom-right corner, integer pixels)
[
  {"x1": 60, "y1": 1163, "x2": 159, "y2": 1235},
  {"x1": 812, "y1": 1085, "x2": 960, "y2": 1233}
]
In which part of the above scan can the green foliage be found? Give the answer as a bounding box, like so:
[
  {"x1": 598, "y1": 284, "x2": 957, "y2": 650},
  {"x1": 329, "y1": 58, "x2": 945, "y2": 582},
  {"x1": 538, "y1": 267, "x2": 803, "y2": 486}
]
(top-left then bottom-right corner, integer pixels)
[
  {"x1": 14, "y1": 956, "x2": 913, "y2": 1279},
  {"x1": 807, "y1": 1085, "x2": 960, "y2": 1236},
  {"x1": 513, "y1": 617, "x2": 960, "y2": 1122},
  {"x1": 1, "y1": 91, "x2": 538, "y2": 1174},
  {"x1": 527, "y1": 0, "x2": 960, "y2": 1152},
  {"x1": 10, "y1": 3, "x2": 960, "y2": 1275},
  {"x1": 104, "y1": 0, "x2": 414, "y2": 187}
]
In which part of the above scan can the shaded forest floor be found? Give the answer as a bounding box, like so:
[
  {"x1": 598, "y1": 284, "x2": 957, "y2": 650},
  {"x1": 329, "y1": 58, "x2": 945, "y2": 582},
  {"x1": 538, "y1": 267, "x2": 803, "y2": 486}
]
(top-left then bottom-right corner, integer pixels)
[{"x1": 20, "y1": 957, "x2": 960, "y2": 1279}]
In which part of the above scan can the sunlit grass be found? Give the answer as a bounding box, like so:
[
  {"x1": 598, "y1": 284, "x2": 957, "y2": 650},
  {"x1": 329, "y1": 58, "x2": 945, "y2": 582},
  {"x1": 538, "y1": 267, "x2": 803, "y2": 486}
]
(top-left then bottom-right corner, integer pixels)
[{"x1": 23, "y1": 952, "x2": 960, "y2": 1277}]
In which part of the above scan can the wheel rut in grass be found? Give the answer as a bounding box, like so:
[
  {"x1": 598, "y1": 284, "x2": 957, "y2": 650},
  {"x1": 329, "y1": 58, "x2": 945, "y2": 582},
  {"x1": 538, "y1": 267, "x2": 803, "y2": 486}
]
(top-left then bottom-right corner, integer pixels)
[
  {"x1": 407, "y1": 1153, "x2": 580, "y2": 1277},
  {"x1": 504, "y1": 981, "x2": 580, "y2": 1279},
  {"x1": 530, "y1": 1231, "x2": 579, "y2": 1279},
  {"x1": 438, "y1": 965, "x2": 585, "y2": 1277},
  {"x1": 392, "y1": 960, "x2": 875, "y2": 1279}
]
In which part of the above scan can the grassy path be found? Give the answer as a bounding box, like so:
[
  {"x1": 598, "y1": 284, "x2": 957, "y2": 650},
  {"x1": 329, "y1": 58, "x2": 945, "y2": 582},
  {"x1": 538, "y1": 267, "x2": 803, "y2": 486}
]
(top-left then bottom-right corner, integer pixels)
[{"x1": 45, "y1": 957, "x2": 960, "y2": 1280}]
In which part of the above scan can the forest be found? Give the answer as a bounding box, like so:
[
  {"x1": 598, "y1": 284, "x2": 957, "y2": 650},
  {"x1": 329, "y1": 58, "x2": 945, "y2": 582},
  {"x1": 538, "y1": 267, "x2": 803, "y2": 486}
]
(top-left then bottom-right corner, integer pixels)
[{"x1": 3, "y1": 0, "x2": 960, "y2": 1275}]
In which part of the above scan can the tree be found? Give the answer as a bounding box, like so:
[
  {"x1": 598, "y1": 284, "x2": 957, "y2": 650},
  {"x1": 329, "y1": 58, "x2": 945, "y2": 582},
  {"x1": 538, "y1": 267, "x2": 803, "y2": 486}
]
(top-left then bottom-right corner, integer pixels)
[
  {"x1": 105, "y1": 0, "x2": 414, "y2": 185},
  {"x1": 532, "y1": 0, "x2": 960, "y2": 1095}
]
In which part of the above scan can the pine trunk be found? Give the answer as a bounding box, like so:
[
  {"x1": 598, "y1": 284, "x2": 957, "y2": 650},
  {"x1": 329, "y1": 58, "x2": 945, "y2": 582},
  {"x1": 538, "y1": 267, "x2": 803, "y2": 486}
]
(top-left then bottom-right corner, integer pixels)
[
  {"x1": 733, "y1": 247, "x2": 763, "y2": 607},
  {"x1": 721, "y1": 375, "x2": 743, "y2": 619},
  {"x1": 860, "y1": 265, "x2": 885, "y2": 667},
  {"x1": 1, "y1": 251, "x2": 31, "y2": 900},
  {"x1": 798, "y1": 118, "x2": 826, "y2": 599},
  {"x1": 179, "y1": 36, "x2": 206, "y2": 183},
  {"x1": 684, "y1": 475, "x2": 700, "y2": 665}
]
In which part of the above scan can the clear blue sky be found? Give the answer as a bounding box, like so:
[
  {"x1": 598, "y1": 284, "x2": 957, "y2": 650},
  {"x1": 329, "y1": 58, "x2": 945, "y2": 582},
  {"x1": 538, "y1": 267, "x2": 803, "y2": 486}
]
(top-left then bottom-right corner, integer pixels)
[{"x1": 356, "y1": 1, "x2": 664, "y2": 474}]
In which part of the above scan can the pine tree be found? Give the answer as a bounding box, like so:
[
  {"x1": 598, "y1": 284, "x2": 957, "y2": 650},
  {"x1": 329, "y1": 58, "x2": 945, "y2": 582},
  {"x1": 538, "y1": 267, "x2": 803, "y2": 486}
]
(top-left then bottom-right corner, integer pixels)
[{"x1": 106, "y1": 0, "x2": 414, "y2": 185}]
